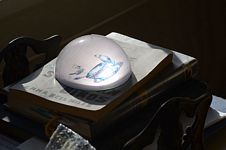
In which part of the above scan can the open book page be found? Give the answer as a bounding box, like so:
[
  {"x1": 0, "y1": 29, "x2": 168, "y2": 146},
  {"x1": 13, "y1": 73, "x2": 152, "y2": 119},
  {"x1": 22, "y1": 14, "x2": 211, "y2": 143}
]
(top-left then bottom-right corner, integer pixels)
[
  {"x1": 113, "y1": 40, "x2": 171, "y2": 80},
  {"x1": 107, "y1": 32, "x2": 196, "y2": 68},
  {"x1": 10, "y1": 58, "x2": 125, "y2": 111},
  {"x1": 9, "y1": 38, "x2": 171, "y2": 111}
]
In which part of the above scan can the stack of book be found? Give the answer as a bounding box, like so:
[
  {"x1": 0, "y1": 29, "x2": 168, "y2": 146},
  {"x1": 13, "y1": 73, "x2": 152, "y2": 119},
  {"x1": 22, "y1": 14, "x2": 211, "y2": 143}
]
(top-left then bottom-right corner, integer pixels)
[{"x1": 5, "y1": 32, "x2": 198, "y2": 139}]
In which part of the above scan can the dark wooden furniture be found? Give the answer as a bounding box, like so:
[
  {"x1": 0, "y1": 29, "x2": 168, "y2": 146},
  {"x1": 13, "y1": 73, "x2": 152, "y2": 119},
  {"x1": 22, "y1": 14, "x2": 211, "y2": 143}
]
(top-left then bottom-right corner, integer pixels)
[{"x1": 0, "y1": 35, "x2": 212, "y2": 150}]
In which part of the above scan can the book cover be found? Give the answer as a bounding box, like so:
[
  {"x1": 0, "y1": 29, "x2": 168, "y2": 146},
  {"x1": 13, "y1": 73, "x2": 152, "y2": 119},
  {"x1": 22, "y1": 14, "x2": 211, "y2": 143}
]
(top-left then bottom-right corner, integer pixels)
[{"x1": 7, "y1": 36, "x2": 172, "y2": 122}]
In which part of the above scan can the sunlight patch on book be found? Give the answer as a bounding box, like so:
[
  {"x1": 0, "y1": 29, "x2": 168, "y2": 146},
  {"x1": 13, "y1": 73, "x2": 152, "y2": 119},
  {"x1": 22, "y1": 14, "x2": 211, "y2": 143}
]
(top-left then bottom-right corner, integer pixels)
[
  {"x1": 12, "y1": 58, "x2": 134, "y2": 111},
  {"x1": 9, "y1": 39, "x2": 171, "y2": 111}
]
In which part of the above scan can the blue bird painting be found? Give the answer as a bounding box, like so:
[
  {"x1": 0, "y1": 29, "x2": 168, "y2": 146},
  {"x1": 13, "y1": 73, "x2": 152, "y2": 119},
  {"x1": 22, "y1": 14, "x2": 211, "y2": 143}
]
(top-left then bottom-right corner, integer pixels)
[{"x1": 69, "y1": 55, "x2": 123, "y2": 83}]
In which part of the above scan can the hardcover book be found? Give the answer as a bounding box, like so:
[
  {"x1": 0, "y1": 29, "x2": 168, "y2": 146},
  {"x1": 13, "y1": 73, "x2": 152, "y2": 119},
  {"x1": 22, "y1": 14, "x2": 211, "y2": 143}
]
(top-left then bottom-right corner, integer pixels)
[
  {"x1": 6, "y1": 32, "x2": 198, "y2": 139},
  {"x1": 7, "y1": 34, "x2": 172, "y2": 122}
]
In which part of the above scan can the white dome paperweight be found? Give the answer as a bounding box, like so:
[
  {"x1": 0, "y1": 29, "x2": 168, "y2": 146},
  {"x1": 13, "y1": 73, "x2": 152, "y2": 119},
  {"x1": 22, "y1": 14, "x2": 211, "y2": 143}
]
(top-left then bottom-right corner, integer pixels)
[{"x1": 55, "y1": 34, "x2": 131, "y2": 91}]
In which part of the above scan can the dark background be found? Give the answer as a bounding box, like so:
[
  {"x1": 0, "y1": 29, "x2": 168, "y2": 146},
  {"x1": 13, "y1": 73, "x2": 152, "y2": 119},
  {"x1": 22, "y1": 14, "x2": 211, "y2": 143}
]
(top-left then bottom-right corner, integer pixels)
[
  {"x1": 0, "y1": 0, "x2": 225, "y2": 98},
  {"x1": 89, "y1": 0, "x2": 226, "y2": 98}
]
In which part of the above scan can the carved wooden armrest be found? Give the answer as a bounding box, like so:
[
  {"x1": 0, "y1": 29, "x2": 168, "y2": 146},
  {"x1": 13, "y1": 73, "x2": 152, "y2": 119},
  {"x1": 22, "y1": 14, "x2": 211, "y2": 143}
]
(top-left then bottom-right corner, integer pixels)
[
  {"x1": 92, "y1": 79, "x2": 212, "y2": 150},
  {"x1": 0, "y1": 35, "x2": 62, "y2": 103},
  {"x1": 122, "y1": 80, "x2": 212, "y2": 150},
  {"x1": 0, "y1": 35, "x2": 62, "y2": 87}
]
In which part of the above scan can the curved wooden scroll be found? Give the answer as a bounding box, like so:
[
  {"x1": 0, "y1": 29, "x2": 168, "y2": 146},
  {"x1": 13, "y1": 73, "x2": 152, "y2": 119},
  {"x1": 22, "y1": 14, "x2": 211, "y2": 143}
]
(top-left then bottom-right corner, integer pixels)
[
  {"x1": 122, "y1": 81, "x2": 212, "y2": 150},
  {"x1": 0, "y1": 35, "x2": 62, "y2": 86}
]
